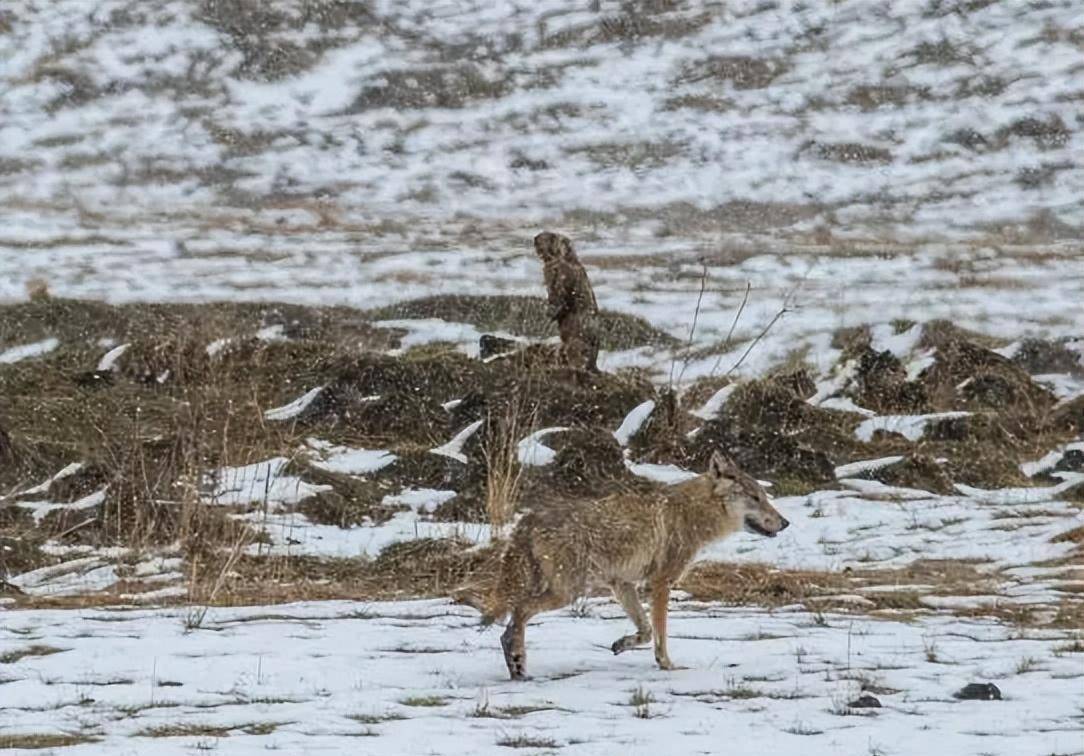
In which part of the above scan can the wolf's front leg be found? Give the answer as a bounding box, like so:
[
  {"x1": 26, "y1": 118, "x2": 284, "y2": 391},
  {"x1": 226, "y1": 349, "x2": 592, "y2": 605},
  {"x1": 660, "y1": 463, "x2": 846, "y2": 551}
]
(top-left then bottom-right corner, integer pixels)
[
  {"x1": 610, "y1": 581, "x2": 652, "y2": 655},
  {"x1": 650, "y1": 581, "x2": 673, "y2": 670}
]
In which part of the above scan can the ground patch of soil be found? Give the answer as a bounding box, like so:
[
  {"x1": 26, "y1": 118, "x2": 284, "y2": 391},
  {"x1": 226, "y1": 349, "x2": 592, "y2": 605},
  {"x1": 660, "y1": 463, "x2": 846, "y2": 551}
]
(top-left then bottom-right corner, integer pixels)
[
  {"x1": 852, "y1": 348, "x2": 928, "y2": 413},
  {"x1": 1012, "y1": 338, "x2": 1084, "y2": 376},
  {"x1": 862, "y1": 454, "x2": 954, "y2": 494}
]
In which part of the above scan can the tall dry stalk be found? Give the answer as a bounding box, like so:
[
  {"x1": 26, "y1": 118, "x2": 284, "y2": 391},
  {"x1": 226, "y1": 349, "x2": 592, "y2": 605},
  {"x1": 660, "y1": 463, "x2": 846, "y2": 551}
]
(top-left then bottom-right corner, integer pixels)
[{"x1": 480, "y1": 396, "x2": 536, "y2": 541}]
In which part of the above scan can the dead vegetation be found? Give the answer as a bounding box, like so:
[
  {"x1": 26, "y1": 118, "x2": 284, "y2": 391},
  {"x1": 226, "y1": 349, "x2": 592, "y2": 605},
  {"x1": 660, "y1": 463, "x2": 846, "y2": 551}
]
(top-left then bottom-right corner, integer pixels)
[{"x1": 2, "y1": 299, "x2": 1082, "y2": 617}]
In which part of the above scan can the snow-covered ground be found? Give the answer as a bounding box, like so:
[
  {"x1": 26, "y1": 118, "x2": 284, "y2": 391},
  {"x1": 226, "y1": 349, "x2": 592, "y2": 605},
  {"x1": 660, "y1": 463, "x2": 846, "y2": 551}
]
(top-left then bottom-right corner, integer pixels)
[
  {"x1": 2, "y1": 599, "x2": 1082, "y2": 754},
  {"x1": 3, "y1": 3, "x2": 1083, "y2": 751},
  {"x1": 2, "y1": 1, "x2": 1082, "y2": 236}
]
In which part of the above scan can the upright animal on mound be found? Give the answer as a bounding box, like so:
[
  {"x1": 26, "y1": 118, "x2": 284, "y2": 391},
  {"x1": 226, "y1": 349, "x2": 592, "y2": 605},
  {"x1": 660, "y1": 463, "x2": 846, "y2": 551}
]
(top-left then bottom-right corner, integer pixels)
[
  {"x1": 456, "y1": 451, "x2": 789, "y2": 679},
  {"x1": 534, "y1": 231, "x2": 600, "y2": 372}
]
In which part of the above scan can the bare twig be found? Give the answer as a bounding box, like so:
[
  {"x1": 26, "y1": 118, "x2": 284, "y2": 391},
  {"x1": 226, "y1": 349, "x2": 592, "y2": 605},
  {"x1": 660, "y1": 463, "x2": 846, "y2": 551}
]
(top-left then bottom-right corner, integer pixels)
[
  {"x1": 723, "y1": 305, "x2": 791, "y2": 376},
  {"x1": 709, "y1": 281, "x2": 752, "y2": 376},
  {"x1": 674, "y1": 263, "x2": 711, "y2": 387},
  {"x1": 669, "y1": 263, "x2": 709, "y2": 390}
]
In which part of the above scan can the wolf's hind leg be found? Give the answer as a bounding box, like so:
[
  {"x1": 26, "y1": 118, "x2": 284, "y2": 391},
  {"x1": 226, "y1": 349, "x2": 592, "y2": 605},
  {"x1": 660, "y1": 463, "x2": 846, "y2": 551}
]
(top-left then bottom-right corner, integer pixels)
[
  {"x1": 501, "y1": 610, "x2": 528, "y2": 680},
  {"x1": 610, "y1": 581, "x2": 652, "y2": 655},
  {"x1": 500, "y1": 592, "x2": 568, "y2": 680}
]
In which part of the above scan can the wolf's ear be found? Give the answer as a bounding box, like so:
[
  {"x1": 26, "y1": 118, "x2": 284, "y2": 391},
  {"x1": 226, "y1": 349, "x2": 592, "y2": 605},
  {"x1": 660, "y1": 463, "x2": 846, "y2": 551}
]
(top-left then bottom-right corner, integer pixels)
[{"x1": 707, "y1": 450, "x2": 739, "y2": 480}]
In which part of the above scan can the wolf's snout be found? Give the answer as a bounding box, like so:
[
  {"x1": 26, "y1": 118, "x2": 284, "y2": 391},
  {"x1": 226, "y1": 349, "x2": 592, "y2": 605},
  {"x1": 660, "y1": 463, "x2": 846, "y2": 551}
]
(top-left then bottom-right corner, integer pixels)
[{"x1": 779, "y1": 517, "x2": 789, "y2": 531}]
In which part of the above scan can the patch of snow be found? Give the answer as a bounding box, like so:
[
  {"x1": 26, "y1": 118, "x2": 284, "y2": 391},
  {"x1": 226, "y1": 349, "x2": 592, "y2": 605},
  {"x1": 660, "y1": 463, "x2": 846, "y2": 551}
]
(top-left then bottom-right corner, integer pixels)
[
  {"x1": 904, "y1": 348, "x2": 937, "y2": 380},
  {"x1": 954, "y1": 473, "x2": 1084, "y2": 505},
  {"x1": 264, "y1": 386, "x2": 326, "y2": 421},
  {"x1": 256, "y1": 323, "x2": 287, "y2": 341},
  {"x1": 205, "y1": 337, "x2": 232, "y2": 357},
  {"x1": 0, "y1": 337, "x2": 59, "y2": 363},
  {"x1": 833, "y1": 456, "x2": 905, "y2": 479},
  {"x1": 305, "y1": 438, "x2": 397, "y2": 475},
  {"x1": 816, "y1": 396, "x2": 875, "y2": 416},
  {"x1": 382, "y1": 488, "x2": 457, "y2": 514},
  {"x1": 517, "y1": 428, "x2": 567, "y2": 466},
  {"x1": 870, "y1": 323, "x2": 921, "y2": 357},
  {"x1": 1021, "y1": 440, "x2": 1084, "y2": 478},
  {"x1": 17, "y1": 488, "x2": 107, "y2": 524},
  {"x1": 248, "y1": 511, "x2": 489, "y2": 558},
  {"x1": 9, "y1": 556, "x2": 118, "y2": 596},
  {"x1": 204, "y1": 458, "x2": 331, "y2": 507},
  {"x1": 95, "y1": 342, "x2": 129, "y2": 371},
  {"x1": 613, "y1": 399, "x2": 655, "y2": 446},
  {"x1": 1, "y1": 599, "x2": 1081, "y2": 754},
  {"x1": 430, "y1": 420, "x2": 483, "y2": 464},
  {"x1": 855, "y1": 412, "x2": 971, "y2": 442},
  {"x1": 17, "y1": 462, "x2": 84, "y2": 498},
  {"x1": 690, "y1": 384, "x2": 736, "y2": 420},
  {"x1": 625, "y1": 460, "x2": 698, "y2": 485}
]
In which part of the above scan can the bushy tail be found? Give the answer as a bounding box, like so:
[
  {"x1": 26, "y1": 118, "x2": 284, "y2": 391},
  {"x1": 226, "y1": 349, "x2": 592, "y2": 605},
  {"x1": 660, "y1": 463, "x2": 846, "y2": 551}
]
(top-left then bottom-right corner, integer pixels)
[
  {"x1": 451, "y1": 544, "x2": 511, "y2": 627},
  {"x1": 452, "y1": 580, "x2": 508, "y2": 627}
]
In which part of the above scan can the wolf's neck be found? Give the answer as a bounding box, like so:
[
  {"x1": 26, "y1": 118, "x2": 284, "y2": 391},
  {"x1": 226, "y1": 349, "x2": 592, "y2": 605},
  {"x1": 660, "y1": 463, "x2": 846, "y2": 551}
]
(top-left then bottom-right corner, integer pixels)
[{"x1": 666, "y1": 477, "x2": 733, "y2": 547}]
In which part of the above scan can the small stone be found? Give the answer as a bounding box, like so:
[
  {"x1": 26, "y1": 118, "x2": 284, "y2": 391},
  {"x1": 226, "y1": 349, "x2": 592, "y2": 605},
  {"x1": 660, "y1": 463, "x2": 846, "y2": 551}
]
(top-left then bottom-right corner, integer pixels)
[
  {"x1": 479, "y1": 334, "x2": 518, "y2": 359},
  {"x1": 848, "y1": 695, "x2": 882, "y2": 708},
  {"x1": 954, "y1": 682, "x2": 1002, "y2": 700}
]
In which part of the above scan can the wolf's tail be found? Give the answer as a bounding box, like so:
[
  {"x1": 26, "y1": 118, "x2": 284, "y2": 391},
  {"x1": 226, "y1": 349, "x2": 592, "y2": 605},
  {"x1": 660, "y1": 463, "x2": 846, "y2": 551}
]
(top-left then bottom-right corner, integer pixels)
[
  {"x1": 451, "y1": 580, "x2": 509, "y2": 627},
  {"x1": 451, "y1": 545, "x2": 511, "y2": 627}
]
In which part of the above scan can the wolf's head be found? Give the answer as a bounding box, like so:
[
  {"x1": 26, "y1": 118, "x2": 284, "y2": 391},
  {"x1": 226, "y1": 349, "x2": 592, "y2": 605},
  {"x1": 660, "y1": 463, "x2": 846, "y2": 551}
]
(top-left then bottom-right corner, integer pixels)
[
  {"x1": 534, "y1": 231, "x2": 575, "y2": 262},
  {"x1": 705, "y1": 451, "x2": 789, "y2": 538}
]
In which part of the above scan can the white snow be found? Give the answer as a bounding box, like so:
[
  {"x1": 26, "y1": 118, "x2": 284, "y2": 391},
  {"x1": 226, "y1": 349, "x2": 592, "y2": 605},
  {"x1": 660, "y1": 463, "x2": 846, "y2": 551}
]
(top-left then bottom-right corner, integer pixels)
[
  {"x1": 203, "y1": 458, "x2": 331, "y2": 507},
  {"x1": 304, "y1": 438, "x2": 397, "y2": 475},
  {"x1": 833, "y1": 456, "x2": 905, "y2": 479},
  {"x1": 17, "y1": 461, "x2": 84, "y2": 497},
  {"x1": 0, "y1": 599, "x2": 1080, "y2": 755},
  {"x1": 855, "y1": 412, "x2": 971, "y2": 442},
  {"x1": 16, "y1": 488, "x2": 107, "y2": 524},
  {"x1": 517, "y1": 427, "x2": 567, "y2": 466},
  {"x1": 430, "y1": 420, "x2": 484, "y2": 464},
  {"x1": 624, "y1": 460, "x2": 699, "y2": 485},
  {"x1": 382, "y1": 488, "x2": 457, "y2": 514},
  {"x1": 690, "y1": 383, "x2": 736, "y2": 420},
  {"x1": 0, "y1": 337, "x2": 59, "y2": 364},
  {"x1": 613, "y1": 400, "x2": 655, "y2": 446},
  {"x1": 1020, "y1": 440, "x2": 1084, "y2": 478},
  {"x1": 263, "y1": 386, "x2": 326, "y2": 421},
  {"x1": 95, "y1": 342, "x2": 129, "y2": 371}
]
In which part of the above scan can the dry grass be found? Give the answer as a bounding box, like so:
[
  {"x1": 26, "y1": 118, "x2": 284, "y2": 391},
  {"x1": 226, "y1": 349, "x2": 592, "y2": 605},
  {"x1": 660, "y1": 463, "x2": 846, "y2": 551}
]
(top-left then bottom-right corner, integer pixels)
[
  {"x1": 0, "y1": 644, "x2": 66, "y2": 664},
  {"x1": 0, "y1": 733, "x2": 99, "y2": 749},
  {"x1": 482, "y1": 399, "x2": 536, "y2": 539}
]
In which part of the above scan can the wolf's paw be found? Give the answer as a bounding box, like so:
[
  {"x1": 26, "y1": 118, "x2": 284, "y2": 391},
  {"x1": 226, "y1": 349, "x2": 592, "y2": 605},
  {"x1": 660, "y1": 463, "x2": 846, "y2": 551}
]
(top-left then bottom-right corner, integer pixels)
[{"x1": 611, "y1": 634, "x2": 650, "y2": 655}]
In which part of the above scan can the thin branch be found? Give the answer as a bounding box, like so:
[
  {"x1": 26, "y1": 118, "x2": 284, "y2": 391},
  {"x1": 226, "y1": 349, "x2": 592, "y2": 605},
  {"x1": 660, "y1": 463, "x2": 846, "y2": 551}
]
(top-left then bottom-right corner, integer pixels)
[
  {"x1": 673, "y1": 263, "x2": 710, "y2": 387},
  {"x1": 723, "y1": 305, "x2": 791, "y2": 376},
  {"x1": 709, "y1": 280, "x2": 752, "y2": 376}
]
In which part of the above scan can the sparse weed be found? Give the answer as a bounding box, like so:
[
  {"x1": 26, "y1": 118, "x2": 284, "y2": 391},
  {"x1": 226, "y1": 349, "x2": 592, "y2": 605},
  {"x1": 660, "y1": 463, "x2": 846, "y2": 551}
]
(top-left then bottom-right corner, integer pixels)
[
  {"x1": 629, "y1": 685, "x2": 655, "y2": 719},
  {"x1": 399, "y1": 695, "x2": 448, "y2": 707}
]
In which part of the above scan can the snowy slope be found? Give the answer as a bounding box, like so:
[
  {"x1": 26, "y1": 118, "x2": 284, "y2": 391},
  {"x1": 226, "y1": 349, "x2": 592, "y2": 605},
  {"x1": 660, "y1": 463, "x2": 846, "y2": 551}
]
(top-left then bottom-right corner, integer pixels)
[{"x1": 1, "y1": 0, "x2": 1082, "y2": 238}]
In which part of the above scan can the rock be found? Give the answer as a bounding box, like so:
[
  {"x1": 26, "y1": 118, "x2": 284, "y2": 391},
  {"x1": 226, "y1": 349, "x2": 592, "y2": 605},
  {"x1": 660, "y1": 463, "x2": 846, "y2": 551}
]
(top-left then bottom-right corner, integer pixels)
[
  {"x1": 953, "y1": 682, "x2": 1001, "y2": 701},
  {"x1": 847, "y1": 695, "x2": 882, "y2": 708},
  {"x1": 479, "y1": 334, "x2": 519, "y2": 359}
]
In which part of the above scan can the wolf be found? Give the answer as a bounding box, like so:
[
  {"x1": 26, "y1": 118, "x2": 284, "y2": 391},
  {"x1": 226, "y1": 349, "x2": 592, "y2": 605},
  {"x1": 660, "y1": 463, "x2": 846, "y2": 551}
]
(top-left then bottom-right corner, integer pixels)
[{"x1": 456, "y1": 451, "x2": 789, "y2": 679}]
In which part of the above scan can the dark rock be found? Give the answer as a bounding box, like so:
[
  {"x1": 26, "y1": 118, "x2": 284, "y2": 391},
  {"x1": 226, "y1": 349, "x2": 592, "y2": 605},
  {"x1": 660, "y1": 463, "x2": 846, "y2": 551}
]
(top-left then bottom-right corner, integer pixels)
[
  {"x1": 479, "y1": 334, "x2": 519, "y2": 360},
  {"x1": 73, "y1": 370, "x2": 114, "y2": 388},
  {"x1": 953, "y1": 682, "x2": 1001, "y2": 701},
  {"x1": 847, "y1": 695, "x2": 882, "y2": 708}
]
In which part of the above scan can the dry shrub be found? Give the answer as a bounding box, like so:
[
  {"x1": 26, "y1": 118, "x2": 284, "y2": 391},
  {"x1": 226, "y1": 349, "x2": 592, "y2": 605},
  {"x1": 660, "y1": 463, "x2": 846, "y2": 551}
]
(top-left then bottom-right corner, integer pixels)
[{"x1": 481, "y1": 398, "x2": 536, "y2": 539}]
